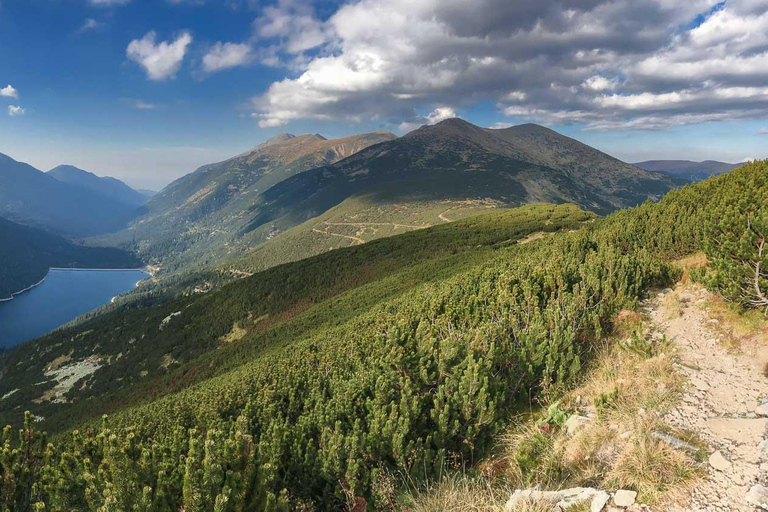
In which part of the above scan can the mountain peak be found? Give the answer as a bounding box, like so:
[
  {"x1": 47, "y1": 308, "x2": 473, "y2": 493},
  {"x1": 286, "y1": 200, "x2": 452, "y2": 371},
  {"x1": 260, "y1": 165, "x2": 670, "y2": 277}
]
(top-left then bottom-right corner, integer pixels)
[{"x1": 259, "y1": 133, "x2": 296, "y2": 148}]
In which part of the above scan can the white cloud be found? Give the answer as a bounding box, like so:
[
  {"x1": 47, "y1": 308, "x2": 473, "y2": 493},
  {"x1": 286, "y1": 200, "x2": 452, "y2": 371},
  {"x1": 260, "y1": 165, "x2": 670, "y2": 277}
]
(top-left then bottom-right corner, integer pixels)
[
  {"x1": 250, "y1": 0, "x2": 768, "y2": 131},
  {"x1": 760, "y1": 128, "x2": 768, "y2": 134},
  {"x1": 202, "y1": 42, "x2": 253, "y2": 73},
  {"x1": 398, "y1": 107, "x2": 458, "y2": 133},
  {"x1": 489, "y1": 122, "x2": 515, "y2": 129},
  {"x1": 79, "y1": 18, "x2": 101, "y2": 32},
  {"x1": 134, "y1": 99, "x2": 157, "y2": 110},
  {"x1": 582, "y1": 76, "x2": 620, "y2": 92},
  {"x1": 127, "y1": 31, "x2": 192, "y2": 81},
  {"x1": 8, "y1": 105, "x2": 25, "y2": 116},
  {"x1": 0, "y1": 84, "x2": 18, "y2": 99},
  {"x1": 88, "y1": 0, "x2": 131, "y2": 6},
  {"x1": 254, "y1": 0, "x2": 328, "y2": 55}
]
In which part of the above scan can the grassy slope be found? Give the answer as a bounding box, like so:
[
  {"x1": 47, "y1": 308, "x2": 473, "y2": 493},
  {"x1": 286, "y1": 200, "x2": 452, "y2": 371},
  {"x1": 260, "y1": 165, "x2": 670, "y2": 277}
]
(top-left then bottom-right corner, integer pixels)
[
  {"x1": 4, "y1": 161, "x2": 764, "y2": 512},
  {"x1": 0, "y1": 203, "x2": 593, "y2": 432}
]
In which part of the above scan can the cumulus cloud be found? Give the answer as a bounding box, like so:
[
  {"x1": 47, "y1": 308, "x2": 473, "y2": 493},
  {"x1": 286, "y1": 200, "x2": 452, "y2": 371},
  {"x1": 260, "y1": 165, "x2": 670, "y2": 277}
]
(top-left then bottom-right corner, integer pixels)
[
  {"x1": 0, "y1": 84, "x2": 18, "y2": 99},
  {"x1": 760, "y1": 127, "x2": 768, "y2": 134},
  {"x1": 250, "y1": 0, "x2": 768, "y2": 131},
  {"x1": 254, "y1": 0, "x2": 328, "y2": 55},
  {"x1": 8, "y1": 105, "x2": 25, "y2": 116},
  {"x1": 127, "y1": 31, "x2": 193, "y2": 81},
  {"x1": 398, "y1": 107, "x2": 458, "y2": 133},
  {"x1": 202, "y1": 42, "x2": 253, "y2": 73}
]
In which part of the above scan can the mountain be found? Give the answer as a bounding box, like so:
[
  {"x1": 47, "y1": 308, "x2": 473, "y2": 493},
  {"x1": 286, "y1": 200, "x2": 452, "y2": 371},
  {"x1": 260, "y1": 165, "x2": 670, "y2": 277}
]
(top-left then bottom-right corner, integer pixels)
[
  {"x1": 109, "y1": 120, "x2": 670, "y2": 277},
  {"x1": 137, "y1": 189, "x2": 157, "y2": 200},
  {"x1": 0, "y1": 152, "x2": 139, "y2": 237},
  {"x1": 48, "y1": 165, "x2": 147, "y2": 208},
  {"x1": 1, "y1": 159, "x2": 763, "y2": 510},
  {"x1": 104, "y1": 131, "x2": 397, "y2": 272},
  {"x1": 633, "y1": 159, "x2": 743, "y2": 183},
  {"x1": 227, "y1": 119, "x2": 673, "y2": 273},
  {"x1": 0, "y1": 215, "x2": 141, "y2": 300}
]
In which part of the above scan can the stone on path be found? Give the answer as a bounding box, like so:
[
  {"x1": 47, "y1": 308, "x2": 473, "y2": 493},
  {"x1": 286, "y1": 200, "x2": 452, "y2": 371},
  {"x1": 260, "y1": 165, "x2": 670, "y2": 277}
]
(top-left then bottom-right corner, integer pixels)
[
  {"x1": 591, "y1": 491, "x2": 610, "y2": 512},
  {"x1": 746, "y1": 485, "x2": 768, "y2": 510},
  {"x1": 708, "y1": 450, "x2": 731, "y2": 471},
  {"x1": 756, "y1": 400, "x2": 768, "y2": 417},
  {"x1": 613, "y1": 490, "x2": 637, "y2": 507}
]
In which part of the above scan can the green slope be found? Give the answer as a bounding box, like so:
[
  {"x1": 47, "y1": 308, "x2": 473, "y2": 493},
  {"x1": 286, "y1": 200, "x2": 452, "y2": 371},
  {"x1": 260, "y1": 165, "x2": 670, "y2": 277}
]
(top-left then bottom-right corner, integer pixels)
[{"x1": 4, "y1": 159, "x2": 763, "y2": 512}]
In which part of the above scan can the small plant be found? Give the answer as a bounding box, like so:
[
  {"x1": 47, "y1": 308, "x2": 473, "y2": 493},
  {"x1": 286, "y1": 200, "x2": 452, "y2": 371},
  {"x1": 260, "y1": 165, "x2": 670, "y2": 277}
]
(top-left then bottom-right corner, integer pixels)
[
  {"x1": 594, "y1": 386, "x2": 619, "y2": 419},
  {"x1": 536, "y1": 401, "x2": 570, "y2": 430}
]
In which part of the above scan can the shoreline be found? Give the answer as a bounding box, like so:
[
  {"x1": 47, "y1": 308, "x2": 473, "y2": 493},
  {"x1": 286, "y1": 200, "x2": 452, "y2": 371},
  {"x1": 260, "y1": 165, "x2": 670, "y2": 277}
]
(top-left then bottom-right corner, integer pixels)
[
  {"x1": 1, "y1": 267, "x2": 150, "y2": 304},
  {"x1": 0, "y1": 275, "x2": 48, "y2": 303}
]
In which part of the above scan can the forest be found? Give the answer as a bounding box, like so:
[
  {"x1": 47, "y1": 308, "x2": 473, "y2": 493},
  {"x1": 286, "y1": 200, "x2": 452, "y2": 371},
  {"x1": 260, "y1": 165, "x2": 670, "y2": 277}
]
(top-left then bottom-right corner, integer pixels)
[{"x1": 1, "y1": 161, "x2": 766, "y2": 512}]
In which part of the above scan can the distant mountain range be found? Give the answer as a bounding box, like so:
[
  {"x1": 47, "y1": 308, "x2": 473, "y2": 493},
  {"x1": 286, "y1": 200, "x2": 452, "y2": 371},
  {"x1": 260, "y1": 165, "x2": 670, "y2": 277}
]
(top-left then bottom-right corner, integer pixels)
[
  {"x1": 107, "y1": 119, "x2": 671, "y2": 276},
  {"x1": 0, "y1": 153, "x2": 148, "y2": 237},
  {"x1": 633, "y1": 159, "x2": 744, "y2": 183},
  {"x1": 48, "y1": 165, "x2": 147, "y2": 208},
  {"x1": 0, "y1": 214, "x2": 141, "y2": 299}
]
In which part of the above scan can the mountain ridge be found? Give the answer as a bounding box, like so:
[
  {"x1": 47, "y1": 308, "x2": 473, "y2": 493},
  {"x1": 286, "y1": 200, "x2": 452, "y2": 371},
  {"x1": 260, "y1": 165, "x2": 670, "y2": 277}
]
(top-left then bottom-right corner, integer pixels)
[
  {"x1": 48, "y1": 164, "x2": 147, "y2": 208},
  {"x1": 0, "y1": 152, "x2": 139, "y2": 237}
]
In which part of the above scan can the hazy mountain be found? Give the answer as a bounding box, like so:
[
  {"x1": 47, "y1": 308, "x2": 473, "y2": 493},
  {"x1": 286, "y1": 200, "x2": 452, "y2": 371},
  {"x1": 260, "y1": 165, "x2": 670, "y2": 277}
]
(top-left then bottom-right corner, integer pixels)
[
  {"x1": 137, "y1": 189, "x2": 157, "y2": 200},
  {"x1": 0, "y1": 152, "x2": 139, "y2": 237},
  {"x1": 0, "y1": 215, "x2": 141, "y2": 300},
  {"x1": 633, "y1": 159, "x2": 743, "y2": 183},
  {"x1": 48, "y1": 164, "x2": 147, "y2": 208}
]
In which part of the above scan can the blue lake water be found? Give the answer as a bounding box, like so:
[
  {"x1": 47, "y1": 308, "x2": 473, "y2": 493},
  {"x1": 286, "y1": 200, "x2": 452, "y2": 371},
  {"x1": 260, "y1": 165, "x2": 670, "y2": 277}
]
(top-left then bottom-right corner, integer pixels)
[{"x1": 0, "y1": 269, "x2": 148, "y2": 348}]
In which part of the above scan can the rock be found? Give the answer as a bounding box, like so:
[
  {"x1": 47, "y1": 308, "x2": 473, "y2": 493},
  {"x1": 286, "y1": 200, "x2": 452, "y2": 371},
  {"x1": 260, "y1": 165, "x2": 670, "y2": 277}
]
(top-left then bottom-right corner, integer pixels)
[
  {"x1": 759, "y1": 439, "x2": 768, "y2": 462},
  {"x1": 651, "y1": 431, "x2": 699, "y2": 455},
  {"x1": 565, "y1": 414, "x2": 591, "y2": 436},
  {"x1": 756, "y1": 401, "x2": 768, "y2": 417},
  {"x1": 591, "y1": 491, "x2": 610, "y2": 512},
  {"x1": 505, "y1": 487, "x2": 606, "y2": 512},
  {"x1": 746, "y1": 485, "x2": 768, "y2": 510},
  {"x1": 708, "y1": 450, "x2": 732, "y2": 471},
  {"x1": 613, "y1": 490, "x2": 637, "y2": 507}
]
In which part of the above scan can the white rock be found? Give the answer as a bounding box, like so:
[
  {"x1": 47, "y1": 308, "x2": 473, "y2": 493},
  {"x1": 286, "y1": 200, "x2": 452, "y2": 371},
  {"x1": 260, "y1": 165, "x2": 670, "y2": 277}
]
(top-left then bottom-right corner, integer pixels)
[
  {"x1": 565, "y1": 414, "x2": 591, "y2": 436},
  {"x1": 591, "y1": 491, "x2": 610, "y2": 512},
  {"x1": 746, "y1": 485, "x2": 768, "y2": 510},
  {"x1": 708, "y1": 450, "x2": 732, "y2": 472},
  {"x1": 613, "y1": 489, "x2": 637, "y2": 507},
  {"x1": 759, "y1": 439, "x2": 768, "y2": 462},
  {"x1": 505, "y1": 487, "x2": 601, "y2": 512},
  {"x1": 756, "y1": 401, "x2": 768, "y2": 417}
]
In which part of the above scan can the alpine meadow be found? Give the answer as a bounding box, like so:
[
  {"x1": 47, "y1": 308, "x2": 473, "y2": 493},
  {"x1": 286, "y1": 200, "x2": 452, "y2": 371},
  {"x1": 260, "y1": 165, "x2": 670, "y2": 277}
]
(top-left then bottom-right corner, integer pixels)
[{"x1": 1, "y1": 1, "x2": 768, "y2": 512}]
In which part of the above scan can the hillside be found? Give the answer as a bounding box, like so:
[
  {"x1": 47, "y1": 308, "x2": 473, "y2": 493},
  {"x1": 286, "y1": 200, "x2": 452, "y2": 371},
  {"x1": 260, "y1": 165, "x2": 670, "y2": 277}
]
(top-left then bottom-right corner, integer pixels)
[
  {"x1": 0, "y1": 215, "x2": 142, "y2": 300},
  {"x1": 103, "y1": 131, "x2": 396, "y2": 273},
  {"x1": 48, "y1": 165, "x2": 147, "y2": 208},
  {"x1": 634, "y1": 159, "x2": 742, "y2": 183},
  {"x1": 0, "y1": 152, "x2": 139, "y2": 237},
  {"x1": 0, "y1": 161, "x2": 764, "y2": 511},
  {"x1": 113, "y1": 120, "x2": 670, "y2": 277}
]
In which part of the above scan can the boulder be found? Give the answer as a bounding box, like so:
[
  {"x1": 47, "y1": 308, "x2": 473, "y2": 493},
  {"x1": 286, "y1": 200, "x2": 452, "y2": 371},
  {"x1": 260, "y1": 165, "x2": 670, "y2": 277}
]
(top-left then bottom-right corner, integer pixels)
[
  {"x1": 756, "y1": 401, "x2": 768, "y2": 417},
  {"x1": 505, "y1": 487, "x2": 607, "y2": 512},
  {"x1": 613, "y1": 490, "x2": 637, "y2": 507}
]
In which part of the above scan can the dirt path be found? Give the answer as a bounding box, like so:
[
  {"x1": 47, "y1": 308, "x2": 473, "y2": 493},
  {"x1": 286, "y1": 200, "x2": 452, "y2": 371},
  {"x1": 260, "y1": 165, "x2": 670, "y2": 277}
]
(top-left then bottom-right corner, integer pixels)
[
  {"x1": 650, "y1": 285, "x2": 768, "y2": 511},
  {"x1": 311, "y1": 228, "x2": 365, "y2": 245}
]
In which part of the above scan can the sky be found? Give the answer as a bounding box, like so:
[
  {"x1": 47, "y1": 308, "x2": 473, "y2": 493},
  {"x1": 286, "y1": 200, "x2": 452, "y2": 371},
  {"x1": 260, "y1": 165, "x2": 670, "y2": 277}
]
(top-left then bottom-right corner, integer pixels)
[{"x1": 1, "y1": 0, "x2": 767, "y2": 190}]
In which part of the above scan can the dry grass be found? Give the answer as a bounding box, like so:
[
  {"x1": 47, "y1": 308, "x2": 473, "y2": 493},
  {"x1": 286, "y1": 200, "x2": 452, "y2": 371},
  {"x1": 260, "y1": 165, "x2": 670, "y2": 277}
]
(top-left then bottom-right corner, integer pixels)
[
  {"x1": 673, "y1": 252, "x2": 708, "y2": 285},
  {"x1": 405, "y1": 319, "x2": 702, "y2": 511},
  {"x1": 400, "y1": 475, "x2": 507, "y2": 512}
]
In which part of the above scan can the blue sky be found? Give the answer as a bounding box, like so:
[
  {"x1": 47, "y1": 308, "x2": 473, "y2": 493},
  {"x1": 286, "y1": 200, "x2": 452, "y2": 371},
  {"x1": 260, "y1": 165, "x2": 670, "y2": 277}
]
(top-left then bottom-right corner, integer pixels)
[{"x1": 1, "y1": 0, "x2": 767, "y2": 189}]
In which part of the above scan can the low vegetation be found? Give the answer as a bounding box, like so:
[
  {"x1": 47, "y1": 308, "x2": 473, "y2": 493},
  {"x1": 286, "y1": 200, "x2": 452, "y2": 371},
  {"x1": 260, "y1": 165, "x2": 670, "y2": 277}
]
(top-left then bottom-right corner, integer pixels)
[{"x1": 1, "y1": 161, "x2": 766, "y2": 511}]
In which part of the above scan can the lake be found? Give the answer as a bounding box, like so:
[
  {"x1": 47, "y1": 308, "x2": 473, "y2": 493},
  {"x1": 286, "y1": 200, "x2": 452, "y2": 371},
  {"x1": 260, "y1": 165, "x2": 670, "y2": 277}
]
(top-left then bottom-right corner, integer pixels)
[{"x1": 0, "y1": 269, "x2": 148, "y2": 348}]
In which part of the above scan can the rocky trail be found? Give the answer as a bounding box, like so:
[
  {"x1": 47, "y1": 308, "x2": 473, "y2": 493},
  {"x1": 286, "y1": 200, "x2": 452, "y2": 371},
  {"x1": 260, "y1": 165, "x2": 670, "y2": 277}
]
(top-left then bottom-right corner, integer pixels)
[{"x1": 651, "y1": 285, "x2": 768, "y2": 511}]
